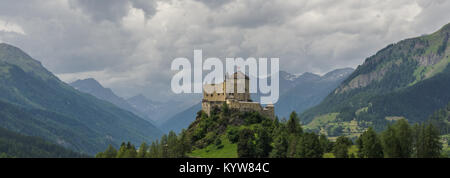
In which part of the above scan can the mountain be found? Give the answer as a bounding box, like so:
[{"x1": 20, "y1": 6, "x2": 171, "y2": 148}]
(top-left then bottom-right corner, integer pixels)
[
  {"x1": 249, "y1": 71, "x2": 322, "y2": 103},
  {"x1": 300, "y1": 23, "x2": 450, "y2": 137},
  {"x1": 0, "y1": 43, "x2": 162, "y2": 155},
  {"x1": 275, "y1": 68, "x2": 354, "y2": 119},
  {"x1": 0, "y1": 126, "x2": 87, "y2": 158},
  {"x1": 69, "y1": 78, "x2": 192, "y2": 126},
  {"x1": 160, "y1": 103, "x2": 202, "y2": 133},
  {"x1": 126, "y1": 94, "x2": 196, "y2": 126},
  {"x1": 70, "y1": 78, "x2": 155, "y2": 124}
]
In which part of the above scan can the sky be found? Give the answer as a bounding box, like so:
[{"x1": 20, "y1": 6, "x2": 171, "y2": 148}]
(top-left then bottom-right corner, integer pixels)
[{"x1": 1, "y1": 0, "x2": 450, "y2": 101}]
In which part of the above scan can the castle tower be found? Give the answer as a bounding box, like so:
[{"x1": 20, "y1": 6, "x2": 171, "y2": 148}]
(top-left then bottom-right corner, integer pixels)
[{"x1": 225, "y1": 71, "x2": 251, "y2": 102}]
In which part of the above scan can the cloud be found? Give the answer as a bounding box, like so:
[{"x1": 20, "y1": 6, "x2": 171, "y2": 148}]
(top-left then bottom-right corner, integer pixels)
[
  {"x1": 68, "y1": 0, "x2": 158, "y2": 22},
  {"x1": 194, "y1": 0, "x2": 235, "y2": 9},
  {"x1": 68, "y1": 0, "x2": 130, "y2": 22},
  {"x1": 1, "y1": 0, "x2": 450, "y2": 101},
  {"x1": 0, "y1": 19, "x2": 26, "y2": 35}
]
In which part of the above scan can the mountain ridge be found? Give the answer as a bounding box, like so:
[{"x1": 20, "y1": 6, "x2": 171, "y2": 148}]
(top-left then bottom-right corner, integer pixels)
[
  {"x1": 0, "y1": 43, "x2": 162, "y2": 154},
  {"x1": 70, "y1": 78, "x2": 156, "y2": 124},
  {"x1": 275, "y1": 68, "x2": 354, "y2": 119},
  {"x1": 300, "y1": 22, "x2": 450, "y2": 137}
]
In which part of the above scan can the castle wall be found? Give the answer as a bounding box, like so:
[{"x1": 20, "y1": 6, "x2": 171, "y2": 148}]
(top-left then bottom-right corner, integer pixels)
[
  {"x1": 227, "y1": 100, "x2": 262, "y2": 112},
  {"x1": 202, "y1": 101, "x2": 225, "y2": 116},
  {"x1": 203, "y1": 83, "x2": 226, "y2": 101},
  {"x1": 262, "y1": 105, "x2": 275, "y2": 120},
  {"x1": 224, "y1": 77, "x2": 250, "y2": 101},
  {"x1": 202, "y1": 100, "x2": 275, "y2": 120}
]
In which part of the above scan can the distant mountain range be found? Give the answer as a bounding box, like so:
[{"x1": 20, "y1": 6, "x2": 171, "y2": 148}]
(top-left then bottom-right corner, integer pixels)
[
  {"x1": 126, "y1": 94, "x2": 195, "y2": 126},
  {"x1": 0, "y1": 43, "x2": 162, "y2": 155},
  {"x1": 160, "y1": 103, "x2": 202, "y2": 133},
  {"x1": 70, "y1": 78, "x2": 157, "y2": 125},
  {"x1": 70, "y1": 78, "x2": 196, "y2": 126},
  {"x1": 275, "y1": 68, "x2": 354, "y2": 119},
  {"x1": 301, "y1": 23, "x2": 450, "y2": 136}
]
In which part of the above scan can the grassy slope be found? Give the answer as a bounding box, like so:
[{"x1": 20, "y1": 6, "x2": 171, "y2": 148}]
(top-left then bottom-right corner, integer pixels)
[
  {"x1": 322, "y1": 145, "x2": 359, "y2": 158},
  {"x1": 188, "y1": 135, "x2": 238, "y2": 158},
  {"x1": 304, "y1": 113, "x2": 370, "y2": 140}
]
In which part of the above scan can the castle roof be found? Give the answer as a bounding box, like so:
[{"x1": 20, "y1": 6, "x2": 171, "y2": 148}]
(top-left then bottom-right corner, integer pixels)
[{"x1": 229, "y1": 71, "x2": 249, "y2": 80}]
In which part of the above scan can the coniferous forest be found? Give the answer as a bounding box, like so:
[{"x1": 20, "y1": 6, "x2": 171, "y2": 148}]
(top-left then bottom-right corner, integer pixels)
[
  {"x1": 96, "y1": 103, "x2": 448, "y2": 158},
  {"x1": 0, "y1": 127, "x2": 87, "y2": 158}
]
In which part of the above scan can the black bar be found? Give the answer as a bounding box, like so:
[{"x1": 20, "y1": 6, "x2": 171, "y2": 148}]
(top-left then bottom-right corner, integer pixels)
[{"x1": 1, "y1": 158, "x2": 448, "y2": 177}]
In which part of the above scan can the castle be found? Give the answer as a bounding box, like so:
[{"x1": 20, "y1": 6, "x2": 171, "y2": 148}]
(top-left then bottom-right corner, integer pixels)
[{"x1": 202, "y1": 72, "x2": 275, "y2": 119}]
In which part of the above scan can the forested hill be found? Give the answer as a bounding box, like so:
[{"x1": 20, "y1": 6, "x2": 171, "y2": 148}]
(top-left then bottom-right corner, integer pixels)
[
  {"x1": 0, "y1": 127, "x2": 87, "y2": 158},
  {"x1": 300, "y1": 22, "x2": 450, "y2": 134},
  {"x1": 97, "y1": 104, "x2": 447, "y2": 158}
]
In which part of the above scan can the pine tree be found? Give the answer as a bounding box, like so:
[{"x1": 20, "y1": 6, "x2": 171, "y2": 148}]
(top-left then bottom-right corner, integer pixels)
[
  {"x1": 287, "y1": 112, "x2": 302, "y2": 135},
  {"x1": 123, "y1": 142, "x2": 137, "y2": 158},
  {"x1": 381, "y1": 119, "x2": 413, "y2": 158},
  {"x1": 319, "y1": 134, "x2": 331, "y2": 153},
  {"x1": 333, "y1": 136, "x2": 352, "y2": 158},
  {"x1": 381, "y1": 125, "x2": 397, "y2": 158},
  {"x1": 356, "y1": 127, "x2": 383, "y2": 158},
  {"x1": 295, "y1": 132, "x2": 323, "y2": 158},
  {"x1": 417, "y1": 123, "x2": 442, "y2": 158},
  {"x1": 411, "y1": 123, "x2": 421, "y2": 158},
  {"x1": 160, "y1": 134, "x2": 168, "y2": 158},
  {"x1": 178, "y1": 129, "x2": 192, "y2": 158},
  {"x1": 101, "y1": 144, "x2": 117, "y2": 158},
  {"x1": 167, "y1": 131, "x2": 178, "y2": 158},
  {"x1": 137, "y1": 142, "x2": 148, "y2": 158},
  {"x1": 394, "y1": 119, "x2": 413, "y2": 157},
  {"x1": 237, "y1": 128, "x2": 255, "y2": 158},
  {"x1": 116, "y1": 142, "x2": 127, "y2": 158},
  {"x1": 148, "y1": 140, "x2": 160, "y2": 158},
  {"x1": 255, "y1": 126, "x2": 272, "y2": 158},
  {"x1": 287, "y1": 135, "x2": 299, "y2": 158},
  {"x1": 269, "y1": 129, "x2": 288, "y2": 158}
]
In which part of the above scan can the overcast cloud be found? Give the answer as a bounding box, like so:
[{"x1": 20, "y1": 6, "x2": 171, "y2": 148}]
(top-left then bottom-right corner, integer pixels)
[{"x1": 1, "y1": 0, "x2": 450, "y2": 101}]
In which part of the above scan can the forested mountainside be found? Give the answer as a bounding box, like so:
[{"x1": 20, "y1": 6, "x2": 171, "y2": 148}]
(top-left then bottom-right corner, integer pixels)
[
  {"x1": 276, "y1": 68, "x2": 353, "y2": 119},
  {"x1": 70, "y1": 78, "x2": 157, "y2": 125},
  {"x1": 0, "y1": 127, "x2": 88, "y2": 158},
  {"x1": 0, "y1": 43, "x2": 162, "y2": 155},
  {"x1": 300, "y1": 23, "x2": 450, "y2": 137}
]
